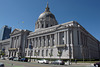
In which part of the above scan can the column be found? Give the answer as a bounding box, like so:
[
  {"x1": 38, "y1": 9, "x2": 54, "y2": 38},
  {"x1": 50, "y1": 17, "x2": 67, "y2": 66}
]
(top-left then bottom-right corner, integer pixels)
[
  {"x1": 12, "y1": 38, "x2": 14, "y2": 48},
  {"x1": 10, "y1": 37, "x2": 13, "y2": 48},
  {"x1": 64, "y1": 31, "x2": 67, "y2": 44},
  {"x1": 14, "y1": 37, "x2": 16, "y2": 48},
  {"x1": 45, "y1": 36, "x2": 48, "y2": 47},
  {"x1": 38, "y1": 37, "x2": 40, "y2": 47},
  {"x1": 50, "y1": 34, "x2": 53, "y2": 46},
  {"x1": 15, "y1": 37, "x2": 17, "y2": 48},
  {"x1": 41, "y1": 37, "x2": 43, "y2": 47},
  {"x1": 18, "y1": 35, "x2": 21, "y2": 48},
  {"x1": 16, "y1": 36, "x2": 19, "y2": 48},
  {"x1": 54, "y1": 33, "x2": 58, "y2": 46},
  {"x1": 28, "y1": 39, "x2": 30, "y2": 48},
  {"x1": 34, "y1": 38, "x2": 36, "y2": 47},
  {"x1": 67, "y1": 30, "x2": 70, "y2": 45},
  {"x1": 32, "y1": 38, "x2": 34, "y2": 48},
  {"x1": 58, "y1": 32, "x2": 60, "y2": 45},
  {"x1": 70, "y1": 30, "x2": 73, "y2": 44}
]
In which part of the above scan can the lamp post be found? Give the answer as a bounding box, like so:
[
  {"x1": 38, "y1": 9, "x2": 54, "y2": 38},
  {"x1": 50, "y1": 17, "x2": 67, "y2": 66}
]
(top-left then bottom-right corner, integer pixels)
[
  {"x1": 2, "y1": 48, "x2": 5, "y2": 57},
  {"x1": 29, "y1": 43, "x2": 33, "y2": 62},
  {"x1": 57, "y1": 50, "x2": 62, "y2": 65},
  {"x1": 69, "y1": 45, "x2": 71, "y2": 65}
]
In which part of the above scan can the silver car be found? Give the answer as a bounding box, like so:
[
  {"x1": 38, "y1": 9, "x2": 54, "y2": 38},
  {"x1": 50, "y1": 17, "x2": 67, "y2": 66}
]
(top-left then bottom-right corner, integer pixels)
[{"x1": 38, "y1": 59, "x2": 49, "y2": 64}]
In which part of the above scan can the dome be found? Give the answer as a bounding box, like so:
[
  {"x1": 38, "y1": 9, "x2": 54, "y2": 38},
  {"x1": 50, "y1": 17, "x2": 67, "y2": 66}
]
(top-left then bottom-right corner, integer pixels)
[
  {"x1": 38, "y1": 12, "x2": 55, "y2": 19},
  {"x1": 38, "y1": 2, "x2": 55, "y2": 19},
  {"x1": 35, "y1": 2, "x2": 58, "y2": 31}
]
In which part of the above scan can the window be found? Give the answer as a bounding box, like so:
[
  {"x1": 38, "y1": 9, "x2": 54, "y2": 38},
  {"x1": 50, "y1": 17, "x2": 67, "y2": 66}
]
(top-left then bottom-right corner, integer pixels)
[
  {"x1": 38, "y1": 50, "x2": 40, "y2": 56},
  {"x1": 46, "y1": 24, "x2": 48, "y2": 28},
  {"x1": 52, "y1": 34, "x2": 54, "y2": 46},
  {"x1": 39, "y1": 37, "x2": 41, "y2": 47},
  {"x1": 59, "y1": 32, "x2": 64, "y2": 44},
  {"x1": 51, "y1": 49, "x2": 53, "y2": 56},
  {"x1": 28, "y1": 51, "x2": 30, "y2": 56},
  {"x1": 77, "y1": 31, "x2": 79, "y2": 45},
  {"x1": 46, "y1": 50, "x2": 48, "y2": 56},
  {"x1": 43, "y1": 36, "x2": 45, "y2": 46},
  {"x1": 34, "y1": 50, "x2": 36, "y2": 56},
  {"x1": 47, "y1": 35, "x2": 50, "y2": 46},
  {"x1": 42, "y1": 24, "x2": 44, "y2": 28},
  {"x1": 42, "y1": 50, "x2": 44, "y2": 56},
  {"x1": 31, "y1": 51, "x2": 33, "y2": 56}
]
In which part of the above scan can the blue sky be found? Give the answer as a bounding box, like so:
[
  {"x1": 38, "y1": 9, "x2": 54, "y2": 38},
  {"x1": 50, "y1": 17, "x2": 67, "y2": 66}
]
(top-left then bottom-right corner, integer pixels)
[{"x1": 0, "y1": 0, "x2": 100, "y2": 40}]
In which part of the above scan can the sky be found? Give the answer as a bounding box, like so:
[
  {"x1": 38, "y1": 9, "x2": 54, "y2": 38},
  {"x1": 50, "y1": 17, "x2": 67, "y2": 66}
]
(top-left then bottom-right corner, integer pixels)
[{"x1": 0, "y1": 0, "x2": 100, "y2": 40}]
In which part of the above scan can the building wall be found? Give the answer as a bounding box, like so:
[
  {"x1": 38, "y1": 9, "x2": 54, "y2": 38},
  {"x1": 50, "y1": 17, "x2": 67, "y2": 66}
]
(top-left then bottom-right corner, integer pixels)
[
  {"x1": 8, "y1": 29, "x2": 30, "y2": 57},
  {"x1": 0, "y1": 22, "x2": 99, "y2": 60},
  {"x1": 0, "y1": 39, "x2": 10, "y2": 57},
  {"x1": 72, "y1": 22, "x2": 100, "y2": 59},
  {"x1": 25, "y1": 21, "x2": 100, "y2": 60},
  {"x1": 0, "y1": 25, "x2": 11, "y2": 40}
]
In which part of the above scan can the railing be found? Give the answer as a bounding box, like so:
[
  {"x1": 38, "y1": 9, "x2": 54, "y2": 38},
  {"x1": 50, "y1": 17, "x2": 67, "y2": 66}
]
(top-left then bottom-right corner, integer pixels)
[
  {"x1": 56, "y1": 44, "x2": 66, "y2": 47},
  {"x1": 8, "y1": 48, "x2": 18, "y2": 50}
]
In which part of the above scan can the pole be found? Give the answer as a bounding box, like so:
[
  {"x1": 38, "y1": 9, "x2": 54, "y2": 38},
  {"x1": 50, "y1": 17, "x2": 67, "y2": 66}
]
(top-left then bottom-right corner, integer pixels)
[
  {"x1": 30, "y1": 49, "x2": 31, "y2": 62},
  {"x1": 69, "y1": 45, "x2": 71, "y2": 65}
]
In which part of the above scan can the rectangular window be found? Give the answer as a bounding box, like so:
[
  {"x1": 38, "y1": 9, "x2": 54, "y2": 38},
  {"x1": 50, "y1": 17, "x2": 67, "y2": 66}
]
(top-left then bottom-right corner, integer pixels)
[
  {"x1": 59, "y1": 32, "x2": 64, "y2": 44},
  {"x1": 46, "y1": 50, "x2": 48, "y2": 56},
  {"x1": 42, "y1": 50, "x2": 44, "y2": 56},
  {"x1": 77, "y1": 31, "x2": 79, "y2": 45},
  {"x1": 38, "y1": 50, "x2": 40, "y2": 56},
  {"x1": 52, "y1": 34, "x2": 54, "y2": 46}
]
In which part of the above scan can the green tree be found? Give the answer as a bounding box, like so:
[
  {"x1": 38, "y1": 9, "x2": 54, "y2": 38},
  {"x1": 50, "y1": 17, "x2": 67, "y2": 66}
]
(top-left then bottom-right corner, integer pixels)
[
  {"x1": 57, "y1": 50, "x2": 62, "y2": 65},
  {"x1": 49, "y1": 53, "x2": 53, "y2": 62},
  {"x1": 34, "y1": 51, "x2": 38, "y2": 61}
]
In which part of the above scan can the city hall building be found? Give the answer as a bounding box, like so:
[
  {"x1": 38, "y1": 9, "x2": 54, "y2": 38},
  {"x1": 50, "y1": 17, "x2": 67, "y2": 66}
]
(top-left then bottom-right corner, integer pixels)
[{"x1": 0, "y1": 3, "x2": 100, "y2": 60}]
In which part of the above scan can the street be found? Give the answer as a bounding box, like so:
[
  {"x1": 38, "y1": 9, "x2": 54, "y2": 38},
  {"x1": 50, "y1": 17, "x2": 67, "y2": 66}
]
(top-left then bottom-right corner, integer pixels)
[{"x1": 0, "y1": 59, "x2": 92, "y2": 67}]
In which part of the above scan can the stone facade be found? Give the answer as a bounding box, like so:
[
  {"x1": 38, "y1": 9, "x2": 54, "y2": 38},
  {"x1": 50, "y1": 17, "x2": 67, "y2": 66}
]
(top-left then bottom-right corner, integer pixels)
[
  {"x1": 0, "y1": 3, "x2": 100, "y2": 60},
  {"x1": 26, "y1": 21, "x2": 100, "y2": 60},
  {"x1": 8, "y1": 29, "x2": 31, "y2": 57},
  {"x1": 0, "y1": 39, "x2": 10, "y2": 57}
]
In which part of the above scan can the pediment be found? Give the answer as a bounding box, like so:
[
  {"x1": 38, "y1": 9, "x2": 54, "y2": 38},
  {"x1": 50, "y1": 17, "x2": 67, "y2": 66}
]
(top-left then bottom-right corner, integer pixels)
[
  {"x1": 11, "y1": 29, "x2": 21, "y2": 35},
  {"x1": 55, "y1": 25, "x2": 66, "y2": 30}
]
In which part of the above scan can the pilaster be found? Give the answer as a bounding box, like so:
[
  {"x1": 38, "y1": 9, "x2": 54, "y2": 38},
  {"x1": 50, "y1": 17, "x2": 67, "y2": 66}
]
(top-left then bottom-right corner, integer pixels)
[{"x1": 64, "y1": 31, "x2": 67, "y2": 44}]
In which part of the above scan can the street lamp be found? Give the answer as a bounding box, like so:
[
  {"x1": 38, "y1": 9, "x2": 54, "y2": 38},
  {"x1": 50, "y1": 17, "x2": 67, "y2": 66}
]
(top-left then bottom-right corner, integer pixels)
[
  {"x1": 57, "y1": 50, "x2": 62, "y2": 65},
  {"x1": 29, "y1": 43, "x2": 33, "y2": 62},
  {"x1": 2, "y1": 48, "x2": 5, "y2": 57}
]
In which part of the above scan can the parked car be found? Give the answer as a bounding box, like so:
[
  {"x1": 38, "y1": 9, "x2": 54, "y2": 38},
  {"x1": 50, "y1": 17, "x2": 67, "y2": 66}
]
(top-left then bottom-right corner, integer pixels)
[
  {"x1": 0, "y1": 63, "x2": 4, "y2": 67},
  {"x1": 38, "y1": 59, "x2": 49, "y2": 64},
  {"x1": 9, "y1": 57, "x2": 15, "y2": 60},
  {"x1": 13, "y1": 57, "x2": 21, "y2": 61},
  {"x1": 20, "y1": 58, "x2": 28, "y2": 62},
  {"x1": 0, "y1": 57, "x2": 5, "y2": 60},
  {"x1": 51, "y1": 60, "x2": 65, "y2": 65},
  {"x1": 94, "y1": 62, "x2": 100, "y2": 67}
]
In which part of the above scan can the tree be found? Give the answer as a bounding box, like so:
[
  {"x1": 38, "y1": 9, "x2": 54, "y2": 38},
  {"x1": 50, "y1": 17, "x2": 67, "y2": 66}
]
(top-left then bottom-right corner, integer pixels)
[
  {"x1": 57, "y1": 50, "x2": 62, "y2": 65},
  {"x1": 49, "y1": 53, "x2": 53, "y2": 63},
  {"x1": 34, "y1": 51, "x2": 38, "y2": 61}
]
